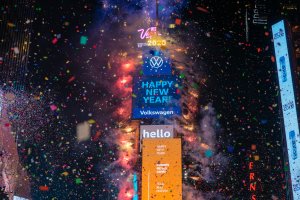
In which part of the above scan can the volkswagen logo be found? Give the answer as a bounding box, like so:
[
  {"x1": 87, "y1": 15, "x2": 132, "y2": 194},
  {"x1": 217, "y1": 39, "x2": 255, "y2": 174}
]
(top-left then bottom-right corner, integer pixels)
[{"x1": 149, "y1": 56, "x2": 163, "y2": 69}]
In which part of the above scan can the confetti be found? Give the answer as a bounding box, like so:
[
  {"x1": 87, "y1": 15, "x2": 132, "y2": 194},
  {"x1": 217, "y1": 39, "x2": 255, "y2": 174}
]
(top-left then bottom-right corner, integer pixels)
[{"x1": 80, "y1": 36, "x2": 88, "y2": 45}]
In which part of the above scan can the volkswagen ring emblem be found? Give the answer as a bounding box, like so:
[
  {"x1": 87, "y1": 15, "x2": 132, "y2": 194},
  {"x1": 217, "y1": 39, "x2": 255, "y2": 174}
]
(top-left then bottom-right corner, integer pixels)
[{"x1": 150, "y1": 56, "x2": 164, "y2": 69}]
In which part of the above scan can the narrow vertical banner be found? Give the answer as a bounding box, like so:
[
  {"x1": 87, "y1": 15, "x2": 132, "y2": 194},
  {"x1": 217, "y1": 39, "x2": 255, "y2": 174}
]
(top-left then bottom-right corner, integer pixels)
[
  {"x1": 142, "y1": 138, "x2": 182, "y2": 200},
  {"x1": 133, "y1": 173, "x2": 138, "y2": 200},
  {"x1": 248, "y1": 145, "x2": 259, "y2": 200},
  {"x1": 272, "y1": 20, "x2": 300, "y2": 198}
]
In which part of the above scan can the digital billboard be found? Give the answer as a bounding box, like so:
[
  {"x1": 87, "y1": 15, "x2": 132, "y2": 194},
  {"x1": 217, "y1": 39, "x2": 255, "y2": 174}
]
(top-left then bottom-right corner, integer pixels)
[
  {"x1": 142, "y1": 50, "x2": 171, "y2": 76},
  {"x1": 272, "y1": 20, "x2": 300, "y2": 198},
  {"x1": 132, "y1": 76, "x2": 181, "y2": 119},
  {"x1": 142, "y1": 138, "x2": 182, "y2": 200}
]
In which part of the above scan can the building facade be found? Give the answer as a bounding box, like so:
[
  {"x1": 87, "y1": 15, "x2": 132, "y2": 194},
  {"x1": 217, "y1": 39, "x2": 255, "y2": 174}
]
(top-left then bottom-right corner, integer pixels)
[
  {"x1": 0, "y1": 0, "x2": 34, "y2": 199},
  {"x1": 0, "y1": 0, "x2": 33, "y2": 89}
]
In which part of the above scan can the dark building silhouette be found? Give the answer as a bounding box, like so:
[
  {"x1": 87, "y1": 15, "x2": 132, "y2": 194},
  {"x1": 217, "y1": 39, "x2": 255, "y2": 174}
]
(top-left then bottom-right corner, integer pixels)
[
  {"x1": 0, "y1": 0, "x2": 34, "y2": 199},
  {"x1": 244, "y1": 1, "x2": 287, "y2": 199},
  {"x1": 0, "y1": 0, "x2": 34, "y2": 90}
]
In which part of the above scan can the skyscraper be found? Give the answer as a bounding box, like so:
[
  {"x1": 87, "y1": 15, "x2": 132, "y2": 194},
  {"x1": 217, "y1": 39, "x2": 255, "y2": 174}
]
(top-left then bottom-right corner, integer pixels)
[
  {"x1": 244, "y1": 1, "x2": 287, "y2": 199},
  {"x1": 0, "y1": 0, "x2": 34, "y2": 90},
  {"x1": 0, "y1": 0, "x2": 34, "y2": 199}
]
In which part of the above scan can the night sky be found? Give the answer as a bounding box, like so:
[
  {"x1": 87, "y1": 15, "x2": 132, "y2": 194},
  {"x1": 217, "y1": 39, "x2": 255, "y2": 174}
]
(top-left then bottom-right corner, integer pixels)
[{"x1": 1, "y1": 0, "x2": 296, "y2": 199}]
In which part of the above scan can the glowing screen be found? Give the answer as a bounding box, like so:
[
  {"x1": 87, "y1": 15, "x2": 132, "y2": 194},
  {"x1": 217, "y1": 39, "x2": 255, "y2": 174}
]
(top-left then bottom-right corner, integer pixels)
[{"x1": 272, "y1": 20, "x2": 300, "y2": 198}]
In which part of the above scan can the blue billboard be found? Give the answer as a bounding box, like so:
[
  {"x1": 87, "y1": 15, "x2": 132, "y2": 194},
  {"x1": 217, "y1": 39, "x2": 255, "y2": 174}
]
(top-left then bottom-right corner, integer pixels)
[
  {"x1": 132, "y1": 76, "x2": 181, "y2": 119},
  {"x1": 142, "y1": 49, "x2": 171, "y2": 76},
  {"x1": 272, "y1": 20, "x2": 300, "y2": 198}
]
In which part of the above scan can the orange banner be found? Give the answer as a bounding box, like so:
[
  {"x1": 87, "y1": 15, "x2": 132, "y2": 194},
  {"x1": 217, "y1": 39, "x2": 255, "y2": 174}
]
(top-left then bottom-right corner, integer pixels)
[{"x1": 142, "y1": 138, "x2": 182, "y2": 200}]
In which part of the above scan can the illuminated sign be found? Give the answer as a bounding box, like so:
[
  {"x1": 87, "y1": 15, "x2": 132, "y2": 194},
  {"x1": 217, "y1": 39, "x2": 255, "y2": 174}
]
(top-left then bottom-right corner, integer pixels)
[
  {"x1": 132, "y1": 76, "x2": 181, "y2": 119},
  {"x1": 136, "y1": 27, "x2": 167, "y2": 47},
  {"x1": 133, "y1": 173, "x2": 138, "y2": 200},
  {"x1": 272, "y1": 20, "x2": 300, "y2": 198},
  {"x1": 252, "y1": 1, "x2": 268, "y2": 25},
  {"x1": 142, "y1": 50, "x2": 171, "y2": 75},
  {"x1": 137, "y1": 27, "x2": 160, "y2": 48},
  {"x1": 138, "y1": 27, "x2": 157, "y2": 40},
  {"x1": 147, "y1": 39, "x2": 167, "y2": 47},
  {"x1": 140, "y1": 125, "x2": 174, "y2": 139},
  {"x1": 248, "y1": 145, "x2": 259, "y2": 200},
  {"x1": 142, "y1": 138, "x2": 182, "y2": 200},
  {"x1": 137, "y1": 40, "x2": 167, "y2": 48},
  {"x1": 249, "y1": 161, "x2": 257, "y2": 200},
  {"x1": 150, "y1": 56, "x2": 163, "y2": 68}
]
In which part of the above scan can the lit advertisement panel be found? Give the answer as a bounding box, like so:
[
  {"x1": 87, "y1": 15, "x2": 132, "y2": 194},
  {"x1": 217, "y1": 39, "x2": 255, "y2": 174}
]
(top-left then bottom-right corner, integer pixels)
[
  {"x1": 140, "y1": 125, "x2": 174, "y2": 140},
  {"x1": 272, "y1": 20, "x2": 300, "y2": 198},
  {"x1": 139, "y1": 125, "x2": 174, "y2": 152},
  {"x1": 142, "y1": 138, "x2": 182, "y2": 200},
  {"x1": 132, "y1": 76, "x2": 181, "y2": 119},
  {"x1": 142, "y1": 49, "x2": 171, "y2": 76},
  {"x1": 133, "y1": 172, "x2": 138, "y2": 200}
]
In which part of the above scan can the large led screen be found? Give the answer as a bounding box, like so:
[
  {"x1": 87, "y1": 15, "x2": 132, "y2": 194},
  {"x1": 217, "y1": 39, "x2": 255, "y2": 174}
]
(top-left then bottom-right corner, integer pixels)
[
  {"x1": 142, "y1": 138, "x2": 182, "y2": 200},
  {"x1": 272, "y1": 20, "x2": 300, "y2": 198},
  {"x1": 132, "y1": 76, "x2": 181, "y2": 119}
]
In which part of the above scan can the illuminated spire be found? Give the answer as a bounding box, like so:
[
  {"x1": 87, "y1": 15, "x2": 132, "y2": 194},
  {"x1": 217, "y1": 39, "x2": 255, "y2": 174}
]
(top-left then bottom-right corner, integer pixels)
[{"x1": 156, "y1": 0, "x2": 159, "y2": 27}]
